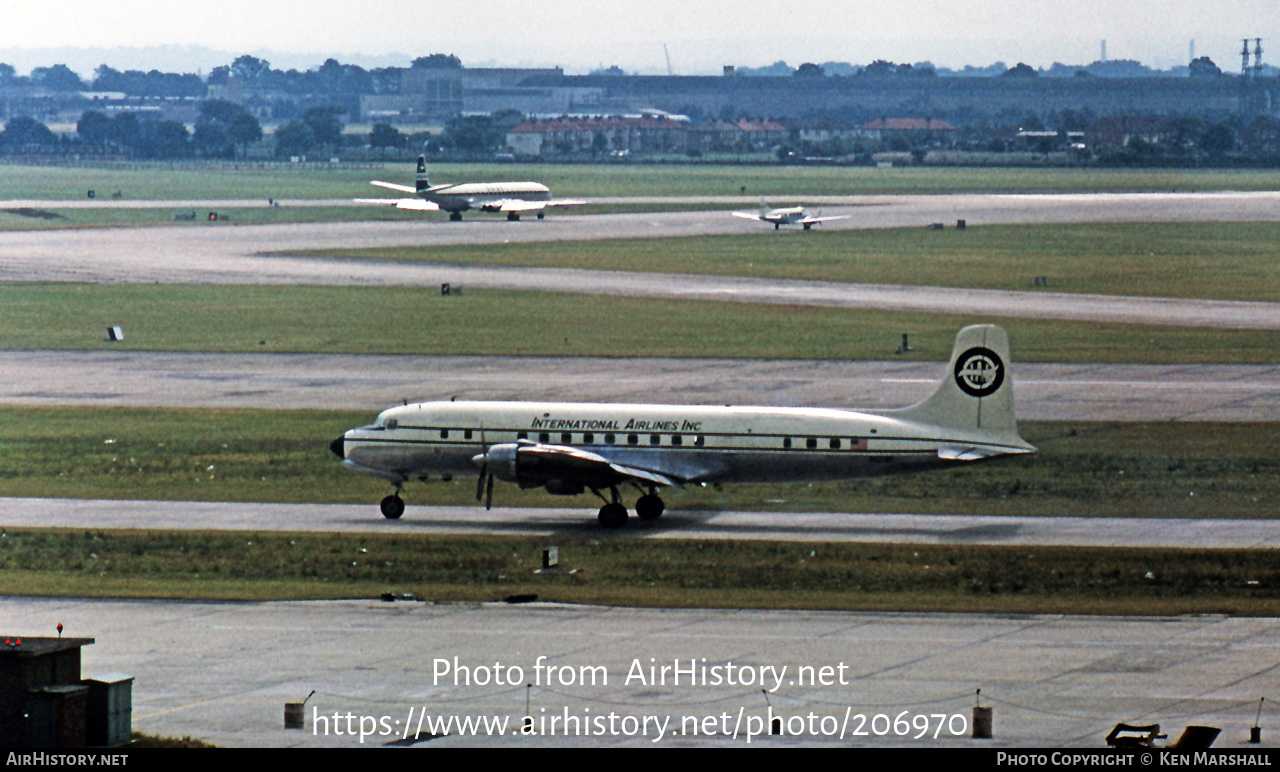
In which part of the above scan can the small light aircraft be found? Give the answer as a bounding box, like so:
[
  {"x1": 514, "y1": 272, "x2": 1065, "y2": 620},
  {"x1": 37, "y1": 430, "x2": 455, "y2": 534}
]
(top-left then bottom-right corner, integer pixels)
[
  {"x1": 329, "y1": 325, "x2": 1034, "y2": 527},
  {"x1": 356, "y1": 155, "x2": 585, "y2": 221},
  {"x1": 732, "y1": 200, "x2": 849, "y2": 230}
]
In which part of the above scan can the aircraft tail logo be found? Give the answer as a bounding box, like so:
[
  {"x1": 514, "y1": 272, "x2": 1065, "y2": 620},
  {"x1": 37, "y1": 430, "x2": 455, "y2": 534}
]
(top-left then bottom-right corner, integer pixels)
[
  {"x1": 416, "y1": 155, "x2": 430, "y2": 192},
  {"x1": 954, "y1": 347, "x2": 1004, "y2": 397}
]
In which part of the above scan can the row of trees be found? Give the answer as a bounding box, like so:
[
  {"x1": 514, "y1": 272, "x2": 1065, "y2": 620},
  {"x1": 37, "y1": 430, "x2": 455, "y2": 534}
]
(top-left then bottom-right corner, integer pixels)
[
  {"x1": 0, "y1": 99, "x2": 262, "y2": 159},
  {"x1": 0, "y1": 54, "x2": 467, "y2": 99},
  {"x1": 0, "y1": 100, "x2": 422, "y2": 160}
]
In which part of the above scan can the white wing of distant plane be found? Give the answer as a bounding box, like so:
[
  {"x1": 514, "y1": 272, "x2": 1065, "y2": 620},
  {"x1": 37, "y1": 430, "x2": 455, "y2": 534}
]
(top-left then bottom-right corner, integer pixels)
[
  {"x1": 370, "y1": 180, "x2": 419, "y2": 194},
  {"x1": 731, "y1": 211, "x2": 767, "y2": 222},
  {"x1": 797, "y1": 214, "x2": 848, "y2": 225},
  {"x1": 480, "y1": 199, "x2": 549, "y2": 213},
  {"x1": 477, "y1": 198, "x2": 587, "y2": 212},
  {"x1": 354, "y1": 197, "x2": 441, "y2": 211}
]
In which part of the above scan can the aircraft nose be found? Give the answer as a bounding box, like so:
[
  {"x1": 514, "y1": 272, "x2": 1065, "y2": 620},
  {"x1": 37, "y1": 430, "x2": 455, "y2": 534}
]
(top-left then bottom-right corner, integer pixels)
[{"x1": 329, "y1": 434, "x2": 346, "y2": 459}]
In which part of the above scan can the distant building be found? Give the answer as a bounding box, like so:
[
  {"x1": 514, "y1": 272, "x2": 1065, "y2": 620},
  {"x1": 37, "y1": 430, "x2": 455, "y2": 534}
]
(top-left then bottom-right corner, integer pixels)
[
  {"x1": 1085, "y1": 115, "x2": 1170, "y2": 148},
  {"x1": 506, "y1": 114, "x2": 689, "y2": 156},
  {"x1": 855, "y1": 118, "x2": 957, "y2": 143}
]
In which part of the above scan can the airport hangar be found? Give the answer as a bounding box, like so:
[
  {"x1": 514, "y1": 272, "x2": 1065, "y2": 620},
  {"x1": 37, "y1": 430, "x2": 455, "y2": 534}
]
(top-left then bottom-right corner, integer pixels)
[{"x1": 2, "y1": 192, "x2": 1279, "y2": 748}]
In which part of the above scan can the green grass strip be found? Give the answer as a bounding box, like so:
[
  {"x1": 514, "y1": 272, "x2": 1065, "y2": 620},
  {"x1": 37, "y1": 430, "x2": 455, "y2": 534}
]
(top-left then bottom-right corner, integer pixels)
[
  {"x1": 322, "y1": 222, "x2": 1280, "y2": 303},
  {"x1": 2, "y1": 162, "x2": 1279, "y2": 200},
  {"x1": 1, "y1": 529, "x2": 1276, "y2": 615},
  {"x1": 4, "y1": 283, "x2": 1280, "y2": 363}
]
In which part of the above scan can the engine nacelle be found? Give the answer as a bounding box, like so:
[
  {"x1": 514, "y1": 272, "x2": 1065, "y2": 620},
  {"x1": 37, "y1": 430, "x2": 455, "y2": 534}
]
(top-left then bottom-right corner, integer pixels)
[{"x1": 543, "y1": 480, "x2": 585, "y2": 496}]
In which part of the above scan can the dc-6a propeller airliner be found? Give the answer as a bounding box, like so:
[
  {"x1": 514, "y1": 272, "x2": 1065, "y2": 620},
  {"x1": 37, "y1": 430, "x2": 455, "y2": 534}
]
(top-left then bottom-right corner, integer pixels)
[
  {"x1": 357, "y1": 155, "x2": 585, "y2": 221},
  {"x1": 329, "y1": 325, "x2": 1035, "y2": 527}
]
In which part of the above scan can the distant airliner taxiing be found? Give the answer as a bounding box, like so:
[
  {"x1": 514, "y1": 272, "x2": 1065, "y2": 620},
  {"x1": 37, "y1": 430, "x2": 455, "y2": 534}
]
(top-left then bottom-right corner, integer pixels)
[
  {"x1": 329, "y1": 325, "x2": 1035, "y2": 527},
  {"x1": 732, "y1": 200, "x2": 849, "y2": 230},
  {"x1": 356, "y1": 155, "x2": 585, "y2": 221}
]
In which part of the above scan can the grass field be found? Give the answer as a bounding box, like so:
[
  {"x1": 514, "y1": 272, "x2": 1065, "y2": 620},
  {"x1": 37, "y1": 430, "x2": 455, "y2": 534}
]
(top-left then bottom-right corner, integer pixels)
[
  {"x1": 5, "y1": 282, "x2": 1279, "y2": 363},
  {"x1": 321, "y1": 221, "x2": 1280, "y2": 303},
  {"x1": 0, "y1": 528, "x2": 1275, "y2": 615},
  {"x1": 0, "y1": 407, "x2": 1275, "y2": 519},
  {"x1": 2, "y1": 161, "x2": 1280, "y2": 201}
]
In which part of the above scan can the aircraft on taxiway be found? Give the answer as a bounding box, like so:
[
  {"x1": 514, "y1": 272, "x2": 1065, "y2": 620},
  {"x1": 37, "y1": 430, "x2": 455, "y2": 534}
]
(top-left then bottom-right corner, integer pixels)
[
  {"x1": 356, "y1": 155, "x2": 585, "y2": 221},
  {"x1": 329, "y1": 325, "x2": 1035, "y2": 528},
  {"x1": 732, "y1": 200, "x2": 849, "y2": 230}
]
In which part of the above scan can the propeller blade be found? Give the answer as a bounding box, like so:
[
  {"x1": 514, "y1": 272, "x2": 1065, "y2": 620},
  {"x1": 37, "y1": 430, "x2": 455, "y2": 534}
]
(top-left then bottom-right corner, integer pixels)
[
  {"x1": 485, "y1": 474, "x2": 495, "y2": 510},
  {"x1": 476, "y1": 464, "x2": 488, "y2": 501}
]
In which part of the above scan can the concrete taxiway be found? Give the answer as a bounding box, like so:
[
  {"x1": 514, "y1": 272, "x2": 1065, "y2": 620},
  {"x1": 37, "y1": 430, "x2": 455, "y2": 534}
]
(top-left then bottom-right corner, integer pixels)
[
  {"x1": 3, "y1": 596, "x2": 1275, "y2": 748},
  {"x1": 3, "y1": 351, "x2": 1280, "y2": 421},
  {"x1": 4, "y1": 497, "x2": 1280, "y2": 548}
]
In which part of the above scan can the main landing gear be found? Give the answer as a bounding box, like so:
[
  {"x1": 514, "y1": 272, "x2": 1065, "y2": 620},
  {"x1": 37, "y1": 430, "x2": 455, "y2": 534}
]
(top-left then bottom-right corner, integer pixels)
[{"x1": 595, "y1": 486, "x2": 666, "y2": 528}]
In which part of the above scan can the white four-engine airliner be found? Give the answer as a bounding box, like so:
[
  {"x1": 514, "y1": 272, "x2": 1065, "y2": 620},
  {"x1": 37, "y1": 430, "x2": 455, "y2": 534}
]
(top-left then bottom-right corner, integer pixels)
[
  {"x1": 732, "y1": 200, "x2": 849, "y2": 230},
  {"x1": 329, "y1": 325, "x2": 1035, "y2": 527},
  {"x1": 357, "y1": 155, "x2": 585, "y2": 221}
]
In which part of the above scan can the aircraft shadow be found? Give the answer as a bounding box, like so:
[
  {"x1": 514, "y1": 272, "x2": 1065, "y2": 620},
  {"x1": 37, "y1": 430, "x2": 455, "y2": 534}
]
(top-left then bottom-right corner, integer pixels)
[{"x1": 334, "y1": 512, "x2": 1024, "y2": 542}]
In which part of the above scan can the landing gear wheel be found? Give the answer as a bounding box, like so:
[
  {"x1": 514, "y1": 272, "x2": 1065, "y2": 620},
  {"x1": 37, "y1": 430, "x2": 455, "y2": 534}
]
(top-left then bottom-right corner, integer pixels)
[
  {"x1": 536, "y1": 212, "x2": 545, "y2": 220},
  {"x1": 449, "y1": 211, "x2": 463, "y2": 222},
  {"x1": 380, "y1": 495, "x2": 405, "y2": 519},
  {"x1": 507, "y1": 212, "x2": 521, "y2": 221},
  {"x1": 635, "y1": 494, "x2": 665, "y2": 521},
  {"x1": 598, "y1": 502, "x2": 628, "y2": 528}
]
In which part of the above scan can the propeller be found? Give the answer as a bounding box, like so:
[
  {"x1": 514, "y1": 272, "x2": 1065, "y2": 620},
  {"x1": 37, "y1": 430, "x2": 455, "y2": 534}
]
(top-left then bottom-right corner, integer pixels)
[{"x1": 473, "y1": 428, "x2": 495, "y2": 510}]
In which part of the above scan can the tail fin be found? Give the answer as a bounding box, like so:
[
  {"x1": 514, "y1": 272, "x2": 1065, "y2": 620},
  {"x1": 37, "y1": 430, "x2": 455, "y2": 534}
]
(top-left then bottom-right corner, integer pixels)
[
  {"x1": 888, "y1": 325, "x2": 1035, "y2": 453},
  {"x1": 416, "y1": 155, "x2": 430, "y2": 192}
]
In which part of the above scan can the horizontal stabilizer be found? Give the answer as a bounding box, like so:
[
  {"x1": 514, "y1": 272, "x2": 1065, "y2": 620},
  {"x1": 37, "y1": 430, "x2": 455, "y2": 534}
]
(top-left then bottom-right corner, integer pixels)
[
  {"x1": 352, "y1": 198, "x2": 440, "y2": 211},
  {"x1": 938, "y1": 445, "x2": 1017, "y2": 461},
  {"x1": 371, "y1": 180, "x2": 418, "y2": 194}
]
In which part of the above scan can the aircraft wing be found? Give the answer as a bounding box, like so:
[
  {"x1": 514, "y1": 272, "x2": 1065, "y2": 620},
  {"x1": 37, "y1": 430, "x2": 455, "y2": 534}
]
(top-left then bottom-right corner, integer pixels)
[
  {"x1": 515, "y1": 442, "x2": 686, "y2": 488},
  {"x1": 547, "y1": 199, "x2": 587, "y2": 207},
  {"x1": 353, "y1": 198, "x2": 440, "y2": 211},
  {"x1": 481, "y1": 199, "x2": 550, "y2": 213},
  {"x1": 798, "y1": 215, "x2": 849, "y2": 225},
  {"x1": 371, "y1": 180, "x2": 419, "y2": 194},
  {"x1": 731, "y1": 212, "x2": 766, "y2": 222}
]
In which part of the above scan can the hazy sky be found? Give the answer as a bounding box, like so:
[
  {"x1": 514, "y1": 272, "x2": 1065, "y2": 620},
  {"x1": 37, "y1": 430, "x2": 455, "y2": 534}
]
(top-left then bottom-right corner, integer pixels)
[{"x1": 4, "y1": 0, "x2": 1278, "y2": 75}]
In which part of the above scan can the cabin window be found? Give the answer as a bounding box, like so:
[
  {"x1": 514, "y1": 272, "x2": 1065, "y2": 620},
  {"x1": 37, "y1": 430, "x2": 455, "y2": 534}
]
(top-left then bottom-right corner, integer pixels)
[
  {"x1": 385, "y1": 419, "x2": 398, "y2": 429},
  {"x1": 561, "y1": 433, "x2": 572, "y2": 444},
  {"x1": 464, "y1": 430, "x2": 473, "y2": 440},
  {"x1": 806, "y1": 437, "x2": 818, "y2": 450},
  {"x1": 628, "y1": 434, "x2": 639, "y2": 445},
  {"x1": 650, "y1": 435, "x2": 661, "y2": 446},
  {"x1": 694, "y1": 436, "x2": 705, "y2": 447},
  {"x1": 671, "y1": 435, "x2": 683, "y2": 446},
  {"x1": 517, "y1": 432, "x2": 528, "y2": 440},
  {"x1": 440, "y1": 429, "x2": 449, "y2": 439},
  {"x1": 783, "y1": 437, "x2": 792, "y2": 449},
  {"x1": 584, "y1": 433, "x2": 594, "y2": 444},
  {"x1": 539, "y1": 432, "x2": 550, "y2": 443},
  {"x1": 605, "y1": 433, "x2": 616, "y2": 444},
  {"x1": 830, "y1": 438, "x2": 841, "y2": 450}
]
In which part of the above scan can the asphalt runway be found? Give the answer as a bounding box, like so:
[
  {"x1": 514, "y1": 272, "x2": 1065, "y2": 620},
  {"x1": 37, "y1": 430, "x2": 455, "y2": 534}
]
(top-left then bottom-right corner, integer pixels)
[
  {"x1": 4, "y1": 351, "x2": 1280, "y2": 421},
  {"x1": 3, "y1": 596, "x2": 1275, "y2": 748},
  {"x1": 4, "y1": 193, "x2": 1280, "y2": 329}
]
